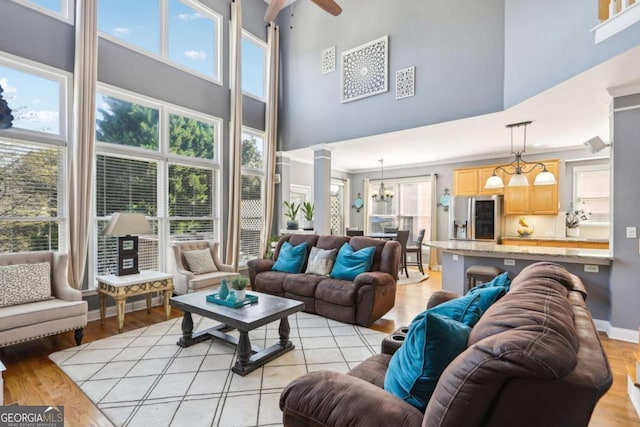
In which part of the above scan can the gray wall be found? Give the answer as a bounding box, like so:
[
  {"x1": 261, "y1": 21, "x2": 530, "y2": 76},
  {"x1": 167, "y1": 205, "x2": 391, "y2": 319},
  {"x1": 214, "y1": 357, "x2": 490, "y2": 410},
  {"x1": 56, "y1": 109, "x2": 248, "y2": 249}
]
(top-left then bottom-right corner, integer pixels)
[
  {"x1": 610, "y1": 93, "x2": 640, "y2": 330},
  {"x1": 504, "y1": 0, "x2": 640, "y2": 107},
  {"x1": 277, "y1": 0, "x2": 506, "y2": 151}
]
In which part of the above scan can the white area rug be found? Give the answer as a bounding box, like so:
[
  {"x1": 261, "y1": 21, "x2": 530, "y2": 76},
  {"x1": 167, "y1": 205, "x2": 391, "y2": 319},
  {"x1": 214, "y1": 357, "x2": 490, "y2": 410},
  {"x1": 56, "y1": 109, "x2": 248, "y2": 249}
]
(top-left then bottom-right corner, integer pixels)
[
  {"x1": 397, "y1": 270, "x2": 430, "y2": 286},
  {"x1": 49, "y1": 312, "x2": 387, "y2": 427}
]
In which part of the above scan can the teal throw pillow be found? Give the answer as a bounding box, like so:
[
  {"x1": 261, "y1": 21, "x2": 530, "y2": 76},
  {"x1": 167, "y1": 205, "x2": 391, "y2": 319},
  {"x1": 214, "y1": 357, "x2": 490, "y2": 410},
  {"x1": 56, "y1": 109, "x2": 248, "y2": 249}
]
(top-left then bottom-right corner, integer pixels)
[
  {"x1": 330, "y1": 243, "x2": 376, "y2": 281},
  {"x1": 466, "y1": 272, "x2": 511, "y2": 312},
  {"x1": 467, "y1": 285, "x2": 508, "y2": 312},
  {"x1": 272, "y1": 241, "x2": 307, "y2": 273},
  {"x1": 429, "y1": 292, "x2": 484, "y2": 328},
  {"x1": 384, "y1": 312, "x2": 471, "y2": 411}
]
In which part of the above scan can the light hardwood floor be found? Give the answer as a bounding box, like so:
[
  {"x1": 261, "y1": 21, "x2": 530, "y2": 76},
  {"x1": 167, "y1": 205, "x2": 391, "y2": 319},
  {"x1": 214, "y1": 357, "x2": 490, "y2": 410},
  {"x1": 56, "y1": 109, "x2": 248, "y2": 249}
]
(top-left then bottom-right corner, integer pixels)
[{"x1": 1, "y1": 270, "x2": 638, "y2": 426}]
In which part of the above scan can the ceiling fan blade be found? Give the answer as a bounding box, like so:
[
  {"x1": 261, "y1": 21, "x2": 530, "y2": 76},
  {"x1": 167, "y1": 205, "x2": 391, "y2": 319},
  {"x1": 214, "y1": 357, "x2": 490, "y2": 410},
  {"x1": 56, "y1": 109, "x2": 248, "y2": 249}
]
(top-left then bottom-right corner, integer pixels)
[
  {"x1": 310, "y1": 0, "x2": 342, "y2": 16},
  {"x1": 264, "y1": 0, "x2": 286, "y2": 22}
]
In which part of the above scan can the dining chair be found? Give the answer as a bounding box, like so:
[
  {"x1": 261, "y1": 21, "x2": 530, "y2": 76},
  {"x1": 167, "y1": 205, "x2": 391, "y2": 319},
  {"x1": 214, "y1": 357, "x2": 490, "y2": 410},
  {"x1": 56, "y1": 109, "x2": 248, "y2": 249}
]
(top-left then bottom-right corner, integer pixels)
[
  {"x1": 383, "y1": 226, "x2": 398, "y2": 234},
  {"x1": 405, "y1": 228, "x2": 426, "y2": 274},
  {"x1": 395, "y1": 230, "x2": 410, "y2": 278},
  {"x1": 346, "y1": 229, "x2": 364, "y2": 237}
]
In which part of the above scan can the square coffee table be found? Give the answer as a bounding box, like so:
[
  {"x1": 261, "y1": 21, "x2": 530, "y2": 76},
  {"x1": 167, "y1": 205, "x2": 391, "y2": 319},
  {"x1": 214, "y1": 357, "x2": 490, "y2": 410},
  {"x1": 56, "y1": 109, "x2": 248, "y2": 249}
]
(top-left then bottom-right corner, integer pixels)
[{"x1": 170, "y1": 290, "x2": 304, "y2": 376}]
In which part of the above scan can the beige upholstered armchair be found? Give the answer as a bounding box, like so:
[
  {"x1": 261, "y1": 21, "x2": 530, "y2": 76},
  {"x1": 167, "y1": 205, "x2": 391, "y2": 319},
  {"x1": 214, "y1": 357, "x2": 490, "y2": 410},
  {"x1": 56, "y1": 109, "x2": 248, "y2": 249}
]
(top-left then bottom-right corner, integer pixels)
[
  {"x1": 171, "y1": 240, "x2": 239, "y2": 295},
  {"x1": 0, "y1": 251, "x2": 88, "y2": 347}
]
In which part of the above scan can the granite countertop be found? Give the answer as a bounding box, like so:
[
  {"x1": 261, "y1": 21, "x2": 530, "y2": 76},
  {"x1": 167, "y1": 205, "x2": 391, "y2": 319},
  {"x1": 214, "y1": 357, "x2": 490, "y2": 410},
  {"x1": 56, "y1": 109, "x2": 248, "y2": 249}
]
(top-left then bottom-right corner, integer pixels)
[
  {"x1": 502, "y1": 235, "x2": 609, "y2": 243},
  {"x1": 425, "y1": 240, "x2": 612, "y2": 265}
]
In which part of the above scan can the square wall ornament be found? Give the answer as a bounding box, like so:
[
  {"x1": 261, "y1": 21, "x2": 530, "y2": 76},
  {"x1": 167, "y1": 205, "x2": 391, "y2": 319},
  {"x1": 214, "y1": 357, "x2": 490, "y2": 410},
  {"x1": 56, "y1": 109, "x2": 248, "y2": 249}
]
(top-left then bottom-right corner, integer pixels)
[
  {"x1": 341, "y1": 35, "x2": 388, "y2": 103},
  {"x1": 322, "y1": 46, "x2": 336, "y2": 74},
  {"x1": 396, "y1": 66, "x2": 415, "y2": 100}
]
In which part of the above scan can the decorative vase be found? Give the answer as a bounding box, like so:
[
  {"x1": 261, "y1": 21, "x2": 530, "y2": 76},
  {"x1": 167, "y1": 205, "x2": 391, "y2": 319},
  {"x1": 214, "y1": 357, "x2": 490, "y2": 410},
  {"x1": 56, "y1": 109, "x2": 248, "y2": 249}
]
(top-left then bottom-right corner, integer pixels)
[
  {"x1": 302, "y1": 219, "x2": 314, "y2": 230},
  {"x1": 226, "y1": 291, "x2": 237, "y2": 303},
  {"x1": 218, "y1": 278, "x2": 229, "y2": 300},
  {"x1": 566, "y1": 227, "x2": 579, "y2": 237},
  {"x1": 235, "y1": 289, "x2": 246, "y2": 301},
  {"x1": 286, "y1": 220, "x2": 299, "y2": 230}
]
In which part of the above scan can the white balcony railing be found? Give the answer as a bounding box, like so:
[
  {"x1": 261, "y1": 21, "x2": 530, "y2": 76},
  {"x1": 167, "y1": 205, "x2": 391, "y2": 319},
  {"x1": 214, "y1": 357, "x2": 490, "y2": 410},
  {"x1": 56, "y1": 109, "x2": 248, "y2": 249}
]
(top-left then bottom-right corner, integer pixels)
[{"x1": 592, "y1": 0, "x2": 640, "y2": 43}]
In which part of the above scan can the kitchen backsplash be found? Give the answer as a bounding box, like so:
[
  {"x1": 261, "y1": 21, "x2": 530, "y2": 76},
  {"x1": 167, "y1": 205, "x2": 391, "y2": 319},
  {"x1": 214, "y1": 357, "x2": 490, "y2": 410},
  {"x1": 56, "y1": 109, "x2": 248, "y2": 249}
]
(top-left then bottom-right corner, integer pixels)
[{"x1": 504, "y1": 211, "x2": 609, "y2": 239}]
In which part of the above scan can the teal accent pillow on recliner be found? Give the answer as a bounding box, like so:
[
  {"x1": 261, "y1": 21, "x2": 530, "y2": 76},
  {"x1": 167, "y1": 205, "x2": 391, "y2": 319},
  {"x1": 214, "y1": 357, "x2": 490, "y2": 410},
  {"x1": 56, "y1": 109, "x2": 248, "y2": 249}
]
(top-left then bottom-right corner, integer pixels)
[
  {"x1": 329, "y1": 243, "x2": 376, "y2": 281},
  {"x1": 466, "y1": 272, "x2": 511, "y2": 311},
  {"x1": 384, "y1": 312, "x2": 471, "y2": 411},
  {"x1": 272, "y1": 241, "x2": 307, "y2": 273},
  {"x1": 383, "y1": 293, "x2": 483, "y2": 411}
]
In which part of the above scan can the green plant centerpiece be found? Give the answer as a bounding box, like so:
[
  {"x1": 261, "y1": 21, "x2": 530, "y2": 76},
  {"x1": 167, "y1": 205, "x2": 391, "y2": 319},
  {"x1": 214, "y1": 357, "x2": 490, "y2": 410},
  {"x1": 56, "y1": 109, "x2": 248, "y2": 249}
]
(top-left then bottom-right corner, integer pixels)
[
  {"x1": 284, "y1": 201, "x2": 300, "y2": 230},
  {"x1": 230, "y1": 276, "x2": 249, "y2": 301},
  {"x1": 301, "y1": 202, "x2": 314, "y2": 230}
]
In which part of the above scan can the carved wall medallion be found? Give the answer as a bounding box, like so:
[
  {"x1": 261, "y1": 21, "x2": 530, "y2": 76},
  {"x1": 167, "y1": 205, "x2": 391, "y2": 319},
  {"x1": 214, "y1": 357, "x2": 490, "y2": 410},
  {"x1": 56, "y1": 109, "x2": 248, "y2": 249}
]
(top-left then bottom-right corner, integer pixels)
[
  {"x1": 341, "y1": 36, "x2": 388, "y2": 103},
  {"x1": 396, "y1": 66, "x2": 415, "y2": 100}
]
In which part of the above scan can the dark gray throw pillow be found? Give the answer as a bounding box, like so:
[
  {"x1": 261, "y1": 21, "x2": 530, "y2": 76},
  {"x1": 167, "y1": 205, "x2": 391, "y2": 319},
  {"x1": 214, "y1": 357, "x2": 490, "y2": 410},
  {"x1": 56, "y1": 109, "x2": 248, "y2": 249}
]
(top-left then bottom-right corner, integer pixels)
[{"x1": 305, "y1": 247, "x2": 337, "y2": 276}]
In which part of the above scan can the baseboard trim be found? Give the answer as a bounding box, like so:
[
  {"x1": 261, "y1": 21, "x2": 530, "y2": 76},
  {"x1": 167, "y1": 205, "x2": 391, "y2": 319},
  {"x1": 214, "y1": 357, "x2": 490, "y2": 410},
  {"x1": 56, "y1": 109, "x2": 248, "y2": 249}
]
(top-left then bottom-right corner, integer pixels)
[
  {"x1": 87, "y1": 296, "x2": 164, "y2": 323},
  {"x1": 593, "y1": 318, "x2": 639, "y2": 343}
]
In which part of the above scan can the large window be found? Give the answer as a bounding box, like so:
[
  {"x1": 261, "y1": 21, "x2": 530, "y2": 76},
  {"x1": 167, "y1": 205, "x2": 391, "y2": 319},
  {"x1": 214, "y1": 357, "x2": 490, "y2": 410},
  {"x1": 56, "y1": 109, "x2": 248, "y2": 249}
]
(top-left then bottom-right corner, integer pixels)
[
  {"x1": 368, "y1": 178, "x2": 432, "y2": 242},
  {"x1": 0, "y1": 55, "x2": 68, "y2": 253},
  {"x1": 574, "y1": 165, "x2": 610, "y2": 224},
  {"x1": 98, "y1": 0, "x2": 221, "y2": 82},
  {"x1": 242, "y1": 31, "x2": 267, "y2": 100},
  {"x1": 240, "y1": 129, "x2": 265, "y2": 264},
  {"x1": 93, "y1": 86, "x2": 221, "y2": 279},
  {"x1": 12, "y1": 0, "x2": 73, "y2": 22}
]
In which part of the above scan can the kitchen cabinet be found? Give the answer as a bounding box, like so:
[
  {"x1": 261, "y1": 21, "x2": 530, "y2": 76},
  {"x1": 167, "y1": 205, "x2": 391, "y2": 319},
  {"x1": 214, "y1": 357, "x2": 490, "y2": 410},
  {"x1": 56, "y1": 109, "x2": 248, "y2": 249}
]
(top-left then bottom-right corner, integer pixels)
[
  {"x1": 500, "y1": 238, "x2": 609, "y2": 250},
  {"x1": 503, "y1": 160, "x2": 559, "y2": 215},
  {"x1": 453, "y1": 169, "x2": 478, "y2": 196},
  {"x1": 453, "y1": 167, "x2": 504, "y2": 196}
]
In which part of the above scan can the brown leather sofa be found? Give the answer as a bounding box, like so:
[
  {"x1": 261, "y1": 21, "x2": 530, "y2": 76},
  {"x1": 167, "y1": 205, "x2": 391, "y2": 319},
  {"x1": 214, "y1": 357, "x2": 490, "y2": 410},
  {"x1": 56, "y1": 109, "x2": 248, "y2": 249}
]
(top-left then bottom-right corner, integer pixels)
[
  {"x1": 280, "y1": 262, "x2": 612, "y2": 426},
  {"x1": 247, "y1": 234, "x2": 400, "y2": 327}
]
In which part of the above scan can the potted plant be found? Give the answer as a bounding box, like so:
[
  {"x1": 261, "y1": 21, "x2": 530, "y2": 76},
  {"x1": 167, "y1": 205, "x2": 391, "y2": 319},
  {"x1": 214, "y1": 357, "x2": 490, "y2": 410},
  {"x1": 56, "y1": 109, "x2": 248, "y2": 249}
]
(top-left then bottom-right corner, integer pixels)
[
  {"x1": 566, "y1": 203, "x2": 588, "y2": 237},
  {"x1": 301, "y1": 202, "x2": 314, "y2": 230},
  {"x1": 284, "y1": 201, "x2": 300, "y2": 230},
  {"x1": 230, "y1": 276, "x2": 249, "y2": 301}
]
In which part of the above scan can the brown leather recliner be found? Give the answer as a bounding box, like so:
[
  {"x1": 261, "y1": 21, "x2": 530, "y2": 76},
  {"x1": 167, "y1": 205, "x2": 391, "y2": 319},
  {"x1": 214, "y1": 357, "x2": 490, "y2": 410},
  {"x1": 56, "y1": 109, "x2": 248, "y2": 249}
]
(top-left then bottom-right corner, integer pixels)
[
  {"x1": 247, "y1": 234, "x2": 400, "y2": 327},
  {"x1": 279, "y1": 262, "x2": 612, "y2": 426}
]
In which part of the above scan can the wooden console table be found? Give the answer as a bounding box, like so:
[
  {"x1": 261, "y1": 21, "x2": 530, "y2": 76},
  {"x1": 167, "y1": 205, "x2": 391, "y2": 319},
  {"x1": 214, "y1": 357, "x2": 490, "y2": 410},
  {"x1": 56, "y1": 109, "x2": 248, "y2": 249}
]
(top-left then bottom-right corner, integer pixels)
[{"x1": 97, "y1": 270, "x2": 174, "y2": 333}]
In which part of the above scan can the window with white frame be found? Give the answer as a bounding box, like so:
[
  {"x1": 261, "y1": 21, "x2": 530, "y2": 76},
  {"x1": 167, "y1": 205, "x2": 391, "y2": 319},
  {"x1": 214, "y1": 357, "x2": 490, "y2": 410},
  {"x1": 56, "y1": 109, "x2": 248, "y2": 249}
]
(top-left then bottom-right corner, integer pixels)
[
  {"x1": 97, "y1": 0, "x2": 221, "y2": 82},
  {"x1": 242, "y1": 31, "x2": 267, "y2": 100},
  {"x1": 93, "y1": 86, "x2": 221, "y2": 279},
  {"x1": 368, "y1": 177, "x2": 432, "y2": 243},
  {"x1": 240, "y1": 129, "x2": 265, "y2": 264},
  {"x1": 12, "y1": 0, "x2": 73, "y2": 22},
  {"x1": 0, "y1": 55, "x2": 68, "y2": 253},
  {"x1": 573, "y1": 164, "x2": 610, "y2": 224}
]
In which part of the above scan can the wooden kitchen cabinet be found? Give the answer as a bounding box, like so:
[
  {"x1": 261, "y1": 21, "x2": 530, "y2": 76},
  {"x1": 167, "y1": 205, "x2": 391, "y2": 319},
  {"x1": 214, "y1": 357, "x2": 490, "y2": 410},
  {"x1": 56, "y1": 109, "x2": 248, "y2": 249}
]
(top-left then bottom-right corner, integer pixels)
[
  {"x1": 453, "y1": 168, "x2": 478, "y2": 196},
  {"x1": 500, "y1": 238, "x2": 609, "y2": 249},
  {"x1": 504, "y1": 160, "x2": 559, "y2": 215},
  {"x1": 453, "y1": 166, "x2": 504, "y2": 196}
]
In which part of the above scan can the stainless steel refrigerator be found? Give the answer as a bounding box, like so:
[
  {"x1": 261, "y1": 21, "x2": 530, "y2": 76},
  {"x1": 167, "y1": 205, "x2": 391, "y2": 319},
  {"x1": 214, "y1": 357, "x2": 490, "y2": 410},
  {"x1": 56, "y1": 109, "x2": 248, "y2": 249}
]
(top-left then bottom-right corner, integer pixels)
[{"x1": 449, "y1": 195, "x2": 502, "y2": 241}]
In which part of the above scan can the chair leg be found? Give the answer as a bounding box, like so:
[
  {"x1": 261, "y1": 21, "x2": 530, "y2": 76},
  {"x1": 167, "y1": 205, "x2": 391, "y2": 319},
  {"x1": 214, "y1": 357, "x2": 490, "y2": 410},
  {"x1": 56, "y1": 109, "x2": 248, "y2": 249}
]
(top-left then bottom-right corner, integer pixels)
[
  {"x1": 417, "y1": 250, "x2": 424, "y2": 274},
  {"x1": 403, "y1": 253, "x2": 409, "y2": 278}
]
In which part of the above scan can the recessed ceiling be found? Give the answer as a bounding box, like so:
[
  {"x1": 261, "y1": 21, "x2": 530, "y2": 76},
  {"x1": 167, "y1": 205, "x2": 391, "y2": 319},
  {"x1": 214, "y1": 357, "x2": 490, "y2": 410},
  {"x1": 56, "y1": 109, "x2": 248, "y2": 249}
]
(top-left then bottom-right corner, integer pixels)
[{"x1": 286, "y1": 44, "x2": 640, "y2": 173}]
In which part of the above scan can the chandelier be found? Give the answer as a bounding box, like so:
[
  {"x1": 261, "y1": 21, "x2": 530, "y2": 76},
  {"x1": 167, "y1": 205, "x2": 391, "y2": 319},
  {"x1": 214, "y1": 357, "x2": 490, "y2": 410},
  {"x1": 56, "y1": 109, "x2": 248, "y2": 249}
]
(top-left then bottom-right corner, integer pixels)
[
  {"x1": 485, "y1": 121, "x2": 557, "y2": 189},
  {"x1": 372, "y1": 158, "x2": 394, "y2": 203}
]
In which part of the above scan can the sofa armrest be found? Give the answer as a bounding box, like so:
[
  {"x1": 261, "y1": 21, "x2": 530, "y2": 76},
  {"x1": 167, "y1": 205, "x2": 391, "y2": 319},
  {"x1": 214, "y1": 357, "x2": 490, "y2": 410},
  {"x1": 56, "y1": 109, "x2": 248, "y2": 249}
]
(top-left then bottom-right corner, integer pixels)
[
  {"x1": 52, "y1": 252, "x2": 81, "y2": 301},
  {"x1": 353, "y1": 271, "x2": 395, "y2": 289},
  {"x1": 280, "y1": 370, "x2": 424, "y2": 427},
  {"x1": 427, "y1": 290, "x2": 461, "y2": 309},
  {"x1": 210, "y1": 242, "x2": 236, "y2": 273},
  {"x1": 247, "y1": 258, "x2": 275, "y2": 290}
]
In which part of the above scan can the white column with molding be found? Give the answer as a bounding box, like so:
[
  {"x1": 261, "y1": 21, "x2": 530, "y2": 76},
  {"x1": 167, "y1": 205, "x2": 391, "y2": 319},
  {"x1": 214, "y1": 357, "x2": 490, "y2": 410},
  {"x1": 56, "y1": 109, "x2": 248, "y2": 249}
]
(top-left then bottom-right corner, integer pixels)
[
  {"x1": 277, "y1": 152, "x2": 291, "y2": 232},
  {"x1": 312, "y1": 144, "x2": 334, "y2": 235}
]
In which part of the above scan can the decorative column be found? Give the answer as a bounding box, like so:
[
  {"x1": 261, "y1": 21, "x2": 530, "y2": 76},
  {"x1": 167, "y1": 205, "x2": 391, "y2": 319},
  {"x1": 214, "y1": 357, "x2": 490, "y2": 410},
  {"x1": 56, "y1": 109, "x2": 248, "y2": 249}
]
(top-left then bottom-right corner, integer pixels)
[
  {"x1": 312, "y1": 144, "x2": 334, "y2": 235},
  {"x1": 276, "y1": 152, "x2": 291, "y2": 233}
]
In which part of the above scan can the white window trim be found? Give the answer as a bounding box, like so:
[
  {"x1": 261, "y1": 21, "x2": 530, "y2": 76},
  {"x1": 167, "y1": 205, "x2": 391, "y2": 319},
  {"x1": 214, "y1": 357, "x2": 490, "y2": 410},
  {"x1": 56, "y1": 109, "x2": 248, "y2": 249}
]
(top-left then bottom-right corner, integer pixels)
[
  {"x1": 241, "y1": 29, "x2": 267, "y2": 102},
  {"x1": 10, "y1": 0, "x2": 74, "y2": 24},
  {"x1": 572, "y1": 163, "x2": 610, "y2": 226},
  {"x1": 91, "y1": 84, "x2": 223, "y2": 287},
  {"x1": 98, "y1": 0, "x2": 223, "y2": 86},
  {"x1": 0, "y1": 51, "x2": 71, "y2": 145}
]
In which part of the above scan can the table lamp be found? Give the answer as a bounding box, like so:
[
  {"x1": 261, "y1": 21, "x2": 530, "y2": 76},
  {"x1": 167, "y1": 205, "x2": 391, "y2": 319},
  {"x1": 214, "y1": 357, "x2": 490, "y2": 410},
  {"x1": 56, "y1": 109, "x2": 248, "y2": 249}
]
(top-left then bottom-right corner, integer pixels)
[{"x1": 103, "y1": 212, "x2": 152, "y2": 276}]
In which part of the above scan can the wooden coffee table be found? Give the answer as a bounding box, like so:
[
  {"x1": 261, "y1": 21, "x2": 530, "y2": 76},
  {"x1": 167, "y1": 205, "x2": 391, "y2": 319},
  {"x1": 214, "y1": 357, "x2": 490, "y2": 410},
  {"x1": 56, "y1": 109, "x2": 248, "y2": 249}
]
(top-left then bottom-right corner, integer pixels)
[{"x1": 170, "y1": 290, "x2": 304, "y2": 376}]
